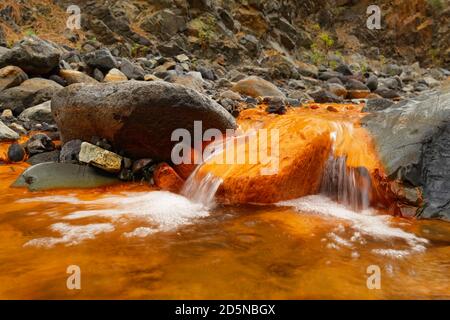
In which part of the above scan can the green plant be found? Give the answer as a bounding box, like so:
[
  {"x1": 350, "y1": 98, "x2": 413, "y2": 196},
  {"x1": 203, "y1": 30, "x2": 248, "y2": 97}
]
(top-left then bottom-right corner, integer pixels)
[
  {"x1": 361, "y1": 62, "x2": 369, "y2": 74},
  {"x1": 24, "y1": 28, "x2": 36, "y2": 36},
  {"x1": 188, "y1": 14, "x2": 216, "y2": 49},
  {"x1": 329, "y1": 60, "x2": 338, "y2": 70},
  {"x1": 311, "y1": 23, "x2": 321, "y2": 32},
  {"x1": 319, "y1": 32, "x2": 334, "y2": 52},
  {"x1": 130, "y1": 43, "x2": 149, "y2": 58},
  {"x1": 309, "y1": 32, "x2": 335, "y2": 66}
]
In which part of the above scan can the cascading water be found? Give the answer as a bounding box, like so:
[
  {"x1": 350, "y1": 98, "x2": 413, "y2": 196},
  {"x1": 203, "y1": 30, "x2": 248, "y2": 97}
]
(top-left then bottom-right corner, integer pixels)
[
  {"x1": 320, "y1": 124, "x2": 372, "y2": 211},
  {"x1": 320, "y1": 153, "x2": 371, "y2": 211},
  {"x1": 181, "y1": 170, "x2": 223, "y2": 207},
  {"x1": 181, "y1": 136, "x2": 229, "y2": 207},
  {"x1": 181, "y1": 105, "x2": 381, "y2": 211}
]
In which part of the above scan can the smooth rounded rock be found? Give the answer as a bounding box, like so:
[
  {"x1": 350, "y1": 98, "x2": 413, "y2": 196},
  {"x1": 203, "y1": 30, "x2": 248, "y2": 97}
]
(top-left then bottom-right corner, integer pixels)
[
  {"x1": 231, "y1": 76, "x2": 285, "y2": 98},
  {"x1": 52, "y1": 81, "x2": 237, "y2": 160},
  {"x1": 7, "y1": 143, "x2": 26, "y2": 162}
]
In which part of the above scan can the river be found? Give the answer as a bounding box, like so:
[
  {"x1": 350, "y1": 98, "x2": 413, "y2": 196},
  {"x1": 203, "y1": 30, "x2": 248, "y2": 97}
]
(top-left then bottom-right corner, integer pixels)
[{"x1": 0, "y1": 163, "x2": 449, "y2": 299}]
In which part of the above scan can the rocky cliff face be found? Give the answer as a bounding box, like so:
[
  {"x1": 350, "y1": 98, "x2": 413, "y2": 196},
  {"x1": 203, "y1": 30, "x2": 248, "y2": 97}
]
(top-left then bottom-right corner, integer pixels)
[{"x1": 1, "y1": 0, "x2": 448, "y2": 68}]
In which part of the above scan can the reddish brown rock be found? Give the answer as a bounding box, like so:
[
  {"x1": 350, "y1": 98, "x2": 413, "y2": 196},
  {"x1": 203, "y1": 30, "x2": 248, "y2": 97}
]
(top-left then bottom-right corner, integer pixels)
[{"x1": 154, "y1": 163, "x2": 185, "y2": 193}]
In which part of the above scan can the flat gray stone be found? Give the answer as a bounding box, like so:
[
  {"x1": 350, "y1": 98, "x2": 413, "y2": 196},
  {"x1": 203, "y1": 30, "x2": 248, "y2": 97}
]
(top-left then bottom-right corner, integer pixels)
[{"x1": 12, "y1": 162, "x2": 120, "y2": 191}]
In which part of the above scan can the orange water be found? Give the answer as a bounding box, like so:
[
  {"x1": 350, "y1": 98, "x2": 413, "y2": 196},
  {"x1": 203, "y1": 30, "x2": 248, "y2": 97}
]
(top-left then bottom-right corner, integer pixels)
[
  {"x1": 0, "y1": 162, "x2": 449, "y2": 299},
  {"x1": 1, "y1": 105, "x2": 449, "y2": 299}
]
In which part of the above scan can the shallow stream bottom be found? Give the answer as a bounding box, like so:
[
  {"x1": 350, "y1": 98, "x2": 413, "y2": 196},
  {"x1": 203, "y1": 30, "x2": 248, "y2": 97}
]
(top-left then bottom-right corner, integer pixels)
[{"x1": 0, "y1": 164, "x2": 449, "y2": 299}]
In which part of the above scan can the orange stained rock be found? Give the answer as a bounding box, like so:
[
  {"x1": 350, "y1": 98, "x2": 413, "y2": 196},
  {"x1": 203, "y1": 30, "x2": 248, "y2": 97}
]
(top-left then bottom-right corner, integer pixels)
[
  {"x1": 193, "y1": 103, "x2": 386, "y2": 205},
  {"x1": 154, "y1": 162, "x2": 185, "y2": 193}
]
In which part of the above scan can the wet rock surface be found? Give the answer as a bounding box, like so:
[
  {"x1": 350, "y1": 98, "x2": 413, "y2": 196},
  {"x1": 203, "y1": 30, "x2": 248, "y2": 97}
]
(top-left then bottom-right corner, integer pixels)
[
  {"x1": 0, "y1": 119, "x2": 19, "y2": 141},
  {"x1": 78, "y1": 142, "x2": 123, "y2": 173},
  {"x1": 363, "y1": 85, "x2": 450, "y2": 221}
]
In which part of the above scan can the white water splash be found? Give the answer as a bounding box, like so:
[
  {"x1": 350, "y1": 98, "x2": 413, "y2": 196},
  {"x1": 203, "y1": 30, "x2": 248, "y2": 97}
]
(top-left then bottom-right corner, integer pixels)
[
  {"x1": 24, "y1": 223, "x2": 115, "y2": 248},
  {"x1": 20, "y1": 191, "x2": 210, "y2": 247},
  {"x1": 123, "y1": 227, "x2": 157, "y2": 238},
  {"x1": 278, "y1": 195, "x2": 428, "y2": 258}
]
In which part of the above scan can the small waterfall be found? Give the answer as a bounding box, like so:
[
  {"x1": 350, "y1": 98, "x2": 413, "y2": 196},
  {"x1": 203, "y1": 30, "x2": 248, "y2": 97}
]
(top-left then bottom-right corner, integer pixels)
[
  {"x1": 181, "y1": 137, "x2": 227, "y2": 207},
  {"x1": 181, "y1": 170, "x2": 223, "y2": 208},
  {"x1": 320, "y1": 126, "x2": 372, "y2": 211},
  {"x1": 181, "y1": 128, "x2": 251, "y2": 207},
  {"x1": 181, "y1": 114, "x2": 377, "y2": 211},
  {"x1": 321, "y1": 155, "x2": 371, "y2": 211}
]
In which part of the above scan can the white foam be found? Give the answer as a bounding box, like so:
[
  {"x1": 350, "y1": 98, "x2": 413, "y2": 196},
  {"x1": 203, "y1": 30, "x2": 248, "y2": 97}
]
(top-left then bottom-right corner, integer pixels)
[
  {"x1": 278, "y1": 195, "x2": 428, "y2": 257},
  {"x1": 19, "y1": 191, "x2": 210, "y2": 232},
  {"x1": 18, "y1": 195, "x2": 86, "y2": 205},
  {"x1": 24, "y1": 222, "x2": 115, "y2": 248},
  {"x1": 123, "y1": 227, "x2": 157, "y2": 238}
]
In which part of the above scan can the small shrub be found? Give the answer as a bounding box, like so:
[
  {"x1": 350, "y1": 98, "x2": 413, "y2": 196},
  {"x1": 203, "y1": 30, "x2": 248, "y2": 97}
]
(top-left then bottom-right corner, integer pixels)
[{"x1": 319, "y1": 32, "x2": 334, "y2": 51}]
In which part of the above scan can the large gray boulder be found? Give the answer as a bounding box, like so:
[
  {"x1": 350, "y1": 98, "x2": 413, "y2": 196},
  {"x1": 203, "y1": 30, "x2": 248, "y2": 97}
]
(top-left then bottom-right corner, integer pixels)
[
  {"x1": 52, "y1": 81, "x2": 237, "y2": 160},
  {"x1": 362, "y1": 84, "x2": 450, "y2": 220},
  {"x1": 0, "y1": 36, "x2": 62, "y2": 75},
  {"x1": 0, "y1": 78, "x2": 63, "y2": 115}
]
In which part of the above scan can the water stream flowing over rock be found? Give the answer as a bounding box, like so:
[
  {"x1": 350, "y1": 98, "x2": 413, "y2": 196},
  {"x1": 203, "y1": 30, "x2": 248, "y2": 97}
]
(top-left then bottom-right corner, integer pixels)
[{"x1": 182, "y1": 104, "x2": 385, "y2": 210}]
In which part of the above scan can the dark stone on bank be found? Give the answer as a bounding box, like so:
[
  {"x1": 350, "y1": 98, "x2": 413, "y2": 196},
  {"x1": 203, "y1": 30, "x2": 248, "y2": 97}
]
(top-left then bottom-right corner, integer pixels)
[
  {"x1": 83, "y1": 48, "x2": 118, "y2": 71},
  {"x1": 362, "y1": 98, "x2": 394, "y2": 112},
  {"x1": 25, "y1": 133, "x2": 55, "y2": 155},
  {"x1": 0, "y1": 36, "x2": 61, "y2": 75},
  {"x1": 7, "y1": 143, "x2": 26, "y2": 162},
  {"x1": 27, "y1": 150, "x2": 60, "y2": 165},
  {"x1": 310, "y1": 89, "x2": 343, "y2": 103},
  {"x1": 60, "y1": 139, "x2": 83, "y2": 163}
]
